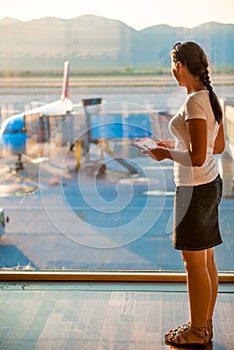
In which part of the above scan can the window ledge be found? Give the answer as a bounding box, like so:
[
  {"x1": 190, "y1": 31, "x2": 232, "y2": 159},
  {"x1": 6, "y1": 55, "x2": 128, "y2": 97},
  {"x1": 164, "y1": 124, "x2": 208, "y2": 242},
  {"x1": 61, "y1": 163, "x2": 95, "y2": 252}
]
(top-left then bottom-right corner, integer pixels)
[{"x1": 0, "y1": 271, "x2": 233, "y2": 282}]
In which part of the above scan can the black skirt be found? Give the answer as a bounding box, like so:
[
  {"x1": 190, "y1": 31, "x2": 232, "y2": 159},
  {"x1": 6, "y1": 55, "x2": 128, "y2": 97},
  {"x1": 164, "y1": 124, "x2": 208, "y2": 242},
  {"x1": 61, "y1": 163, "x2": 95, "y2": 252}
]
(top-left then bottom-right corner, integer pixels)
[{"x1": 173, "y1": 174, "x2": 223, "y2": 251}]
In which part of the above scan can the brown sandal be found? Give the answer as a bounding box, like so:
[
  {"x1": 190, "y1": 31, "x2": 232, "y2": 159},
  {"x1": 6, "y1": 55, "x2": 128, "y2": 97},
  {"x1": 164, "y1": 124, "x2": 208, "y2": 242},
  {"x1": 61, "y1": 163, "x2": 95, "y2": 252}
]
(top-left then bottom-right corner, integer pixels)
[
  {"x1": 164, "y1": 322, "x2": 190, "y2": 338},
  {"x1": 207, "y1": 319, "x2": 213, "y2": 340},
  {"x1": 165, "y1": 319, "x2": 213, "y2": 341},
  {"x1": 165, "y1": 324, "x2": 210, "y2": 346}
]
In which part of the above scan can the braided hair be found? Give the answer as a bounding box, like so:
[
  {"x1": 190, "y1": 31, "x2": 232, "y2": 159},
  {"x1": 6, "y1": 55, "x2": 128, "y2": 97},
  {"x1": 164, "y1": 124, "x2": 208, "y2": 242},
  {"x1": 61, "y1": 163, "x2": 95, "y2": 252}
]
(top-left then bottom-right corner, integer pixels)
[{"x1": 171, "y1": 41, "x2": 223, "y2": 124}]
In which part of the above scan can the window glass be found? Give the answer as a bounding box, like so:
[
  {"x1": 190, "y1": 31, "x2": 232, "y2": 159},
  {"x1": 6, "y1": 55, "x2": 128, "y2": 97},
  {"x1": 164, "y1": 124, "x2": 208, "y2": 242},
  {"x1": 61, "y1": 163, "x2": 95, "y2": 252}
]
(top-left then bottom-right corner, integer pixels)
[{"x1": 0, "y1": 15, "x2": 233, "y2": 273}]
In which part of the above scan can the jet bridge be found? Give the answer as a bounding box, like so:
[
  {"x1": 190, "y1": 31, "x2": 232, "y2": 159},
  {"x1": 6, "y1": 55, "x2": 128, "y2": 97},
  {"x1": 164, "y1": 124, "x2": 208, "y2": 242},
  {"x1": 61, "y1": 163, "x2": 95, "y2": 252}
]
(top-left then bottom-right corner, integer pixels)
[{"x1": 78, "y1": 98, "x2": 152, "y2": 175}]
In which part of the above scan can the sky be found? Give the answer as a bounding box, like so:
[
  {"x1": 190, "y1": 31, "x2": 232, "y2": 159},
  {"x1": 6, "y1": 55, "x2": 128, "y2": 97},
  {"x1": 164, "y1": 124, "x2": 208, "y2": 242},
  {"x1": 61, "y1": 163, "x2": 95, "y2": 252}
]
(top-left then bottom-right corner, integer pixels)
[{"x1": 0, "y1": 0, "x2": 233, "y2": 30}]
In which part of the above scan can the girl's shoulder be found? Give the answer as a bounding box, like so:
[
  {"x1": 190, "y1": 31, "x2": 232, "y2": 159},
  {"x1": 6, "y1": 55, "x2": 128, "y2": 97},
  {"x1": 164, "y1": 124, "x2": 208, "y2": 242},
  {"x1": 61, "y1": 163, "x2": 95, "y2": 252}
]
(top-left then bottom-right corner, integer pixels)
[{"x1": 186, "y1": 90, "x2": 209, "y2": 103}]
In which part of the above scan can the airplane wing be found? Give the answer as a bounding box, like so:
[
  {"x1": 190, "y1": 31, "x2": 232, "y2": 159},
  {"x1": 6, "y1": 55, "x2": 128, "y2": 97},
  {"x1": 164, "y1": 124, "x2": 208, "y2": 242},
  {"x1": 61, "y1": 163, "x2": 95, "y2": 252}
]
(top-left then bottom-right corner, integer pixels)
[
  {"x1": 22, "y1": 154, "x2": 49, "y2": 164},
  {"x1": 24, "y1": 98, "x2": 74, "y2": 117}
]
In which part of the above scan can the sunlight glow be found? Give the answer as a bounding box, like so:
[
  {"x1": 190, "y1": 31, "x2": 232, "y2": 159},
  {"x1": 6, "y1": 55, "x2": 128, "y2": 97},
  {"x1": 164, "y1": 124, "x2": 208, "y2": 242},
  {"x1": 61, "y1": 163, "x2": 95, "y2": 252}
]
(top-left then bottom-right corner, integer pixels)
[{"x1": 0, "y1": 0, "x2": 233, "y2": 30}]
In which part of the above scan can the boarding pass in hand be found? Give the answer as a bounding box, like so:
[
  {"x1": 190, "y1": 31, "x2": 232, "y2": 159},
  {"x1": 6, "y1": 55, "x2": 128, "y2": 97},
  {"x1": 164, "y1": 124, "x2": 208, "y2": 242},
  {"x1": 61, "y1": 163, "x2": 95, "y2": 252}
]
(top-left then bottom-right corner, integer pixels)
[{"x1": 132, "y1": 137, "x2": 157, "y2": 151}]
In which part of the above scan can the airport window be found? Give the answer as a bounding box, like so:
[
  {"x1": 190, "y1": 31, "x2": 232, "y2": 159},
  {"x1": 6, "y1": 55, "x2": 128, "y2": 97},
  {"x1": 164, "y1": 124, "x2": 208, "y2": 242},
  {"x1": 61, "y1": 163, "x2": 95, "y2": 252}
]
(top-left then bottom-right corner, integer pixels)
[{"x1": 0, "y1": 16, "x2": 234, "y2": 280}]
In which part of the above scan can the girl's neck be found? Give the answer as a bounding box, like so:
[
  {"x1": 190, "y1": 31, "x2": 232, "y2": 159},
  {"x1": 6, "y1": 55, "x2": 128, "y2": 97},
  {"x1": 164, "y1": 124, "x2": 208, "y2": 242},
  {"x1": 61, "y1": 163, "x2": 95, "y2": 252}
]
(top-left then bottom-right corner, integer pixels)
[{"x1": 186, "y1": 81, "x2": 206, "y2": 94}]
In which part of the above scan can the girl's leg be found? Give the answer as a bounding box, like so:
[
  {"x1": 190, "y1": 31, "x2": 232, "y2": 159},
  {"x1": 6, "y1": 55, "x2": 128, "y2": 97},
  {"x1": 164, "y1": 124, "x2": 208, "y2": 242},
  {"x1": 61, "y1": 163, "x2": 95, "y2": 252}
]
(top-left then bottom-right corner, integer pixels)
[
  {"x1": 206, "y1": 248, "x2": 218, "y2": 320},
  {"x1": 182, "y1": 249, "x2": 211, "y2": 327},
  {"x1": 165, "y1": 249, "x2": 212, "y2": 345}
]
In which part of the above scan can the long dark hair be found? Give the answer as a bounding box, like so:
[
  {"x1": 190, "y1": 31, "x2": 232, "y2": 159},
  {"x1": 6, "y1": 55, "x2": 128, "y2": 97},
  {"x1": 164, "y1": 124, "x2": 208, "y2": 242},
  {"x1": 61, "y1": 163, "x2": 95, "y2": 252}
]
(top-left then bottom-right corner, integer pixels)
[{"x1": 171, "y1": 41, "x2": 223, "y2": 124}]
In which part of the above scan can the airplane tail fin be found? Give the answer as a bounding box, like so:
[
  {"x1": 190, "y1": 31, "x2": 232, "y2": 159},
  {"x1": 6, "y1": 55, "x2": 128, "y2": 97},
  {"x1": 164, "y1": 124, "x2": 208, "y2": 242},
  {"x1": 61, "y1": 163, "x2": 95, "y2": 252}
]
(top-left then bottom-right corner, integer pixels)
[{"x1": 61, "y1": 61, "x2": 70, "y2": 100}]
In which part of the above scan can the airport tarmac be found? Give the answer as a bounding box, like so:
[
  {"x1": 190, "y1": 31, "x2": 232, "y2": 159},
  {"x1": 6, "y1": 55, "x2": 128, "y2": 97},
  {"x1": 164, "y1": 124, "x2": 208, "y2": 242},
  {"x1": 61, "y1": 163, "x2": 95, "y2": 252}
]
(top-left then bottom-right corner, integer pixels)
[
  {"x1": 0, "y1": 143, "x2": 233, "y2": 272},
  {"x1": 1, "y1": 83, "x2": 234, "y2": 273}
]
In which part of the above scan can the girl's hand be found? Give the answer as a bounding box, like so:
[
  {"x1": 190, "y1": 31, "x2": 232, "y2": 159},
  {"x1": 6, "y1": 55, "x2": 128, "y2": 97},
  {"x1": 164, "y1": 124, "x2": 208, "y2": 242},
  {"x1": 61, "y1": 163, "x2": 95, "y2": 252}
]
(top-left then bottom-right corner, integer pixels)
[
  {"x1": 143, "y1": 147, "x2": 170, "y2": 161},
  {"x1": 157, "y1": 140, "x2": 175, "y2": 149}
]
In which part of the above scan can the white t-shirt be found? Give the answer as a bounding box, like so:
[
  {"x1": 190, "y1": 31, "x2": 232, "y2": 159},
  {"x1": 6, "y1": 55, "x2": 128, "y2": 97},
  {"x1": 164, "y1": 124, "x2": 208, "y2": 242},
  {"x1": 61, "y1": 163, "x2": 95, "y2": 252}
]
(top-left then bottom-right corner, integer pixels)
[{"x1": 169, "y1": 90, "x2": 219, "y2": 186}]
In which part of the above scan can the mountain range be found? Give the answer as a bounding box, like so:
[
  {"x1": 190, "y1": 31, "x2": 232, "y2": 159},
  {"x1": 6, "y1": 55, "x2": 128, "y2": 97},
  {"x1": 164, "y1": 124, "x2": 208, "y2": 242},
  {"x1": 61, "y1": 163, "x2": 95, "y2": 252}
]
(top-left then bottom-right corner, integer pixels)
[{"x1": 0, "y1": 15, "x2": 233, "y2": 72}]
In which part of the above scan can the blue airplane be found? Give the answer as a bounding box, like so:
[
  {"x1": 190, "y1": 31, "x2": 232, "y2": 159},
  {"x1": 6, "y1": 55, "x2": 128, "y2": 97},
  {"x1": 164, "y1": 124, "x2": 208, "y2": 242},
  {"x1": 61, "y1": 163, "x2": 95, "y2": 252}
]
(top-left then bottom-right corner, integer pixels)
[{"x1": 0, "y1": 61, "x2": 76, "y2": 167}]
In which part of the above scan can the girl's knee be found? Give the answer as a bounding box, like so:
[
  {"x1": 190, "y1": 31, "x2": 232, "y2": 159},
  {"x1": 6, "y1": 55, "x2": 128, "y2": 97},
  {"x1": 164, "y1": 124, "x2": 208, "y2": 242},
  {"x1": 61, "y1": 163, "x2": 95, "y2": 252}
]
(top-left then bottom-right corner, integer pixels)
[{"x1": 182, "y1": 250, "x2": 208, "y2": 271}]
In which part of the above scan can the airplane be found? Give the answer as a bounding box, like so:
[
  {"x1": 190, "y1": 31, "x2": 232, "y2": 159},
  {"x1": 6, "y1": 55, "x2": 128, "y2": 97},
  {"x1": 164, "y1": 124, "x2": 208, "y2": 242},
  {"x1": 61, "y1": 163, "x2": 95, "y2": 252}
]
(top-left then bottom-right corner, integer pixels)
[
  {"x1": 0, "y1": 61, "x2": 81, "y2": 170},
  {"x1": 0, "y1": 61, "x2": 147, "y2": 176}
]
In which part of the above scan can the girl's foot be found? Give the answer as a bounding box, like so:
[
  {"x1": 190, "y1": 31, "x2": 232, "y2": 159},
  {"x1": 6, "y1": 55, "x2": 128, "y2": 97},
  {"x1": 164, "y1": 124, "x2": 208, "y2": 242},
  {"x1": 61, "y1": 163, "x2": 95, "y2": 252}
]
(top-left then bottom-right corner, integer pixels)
[
  {"x1": 207, "y1": 319, "x2": 213, "y2": 340},
  {"x1": 164, "y1": 324, "x2": 210, "y2": 346},
  {"x1": 165, "y1": 319, "x2": 213, "y2": 342}
]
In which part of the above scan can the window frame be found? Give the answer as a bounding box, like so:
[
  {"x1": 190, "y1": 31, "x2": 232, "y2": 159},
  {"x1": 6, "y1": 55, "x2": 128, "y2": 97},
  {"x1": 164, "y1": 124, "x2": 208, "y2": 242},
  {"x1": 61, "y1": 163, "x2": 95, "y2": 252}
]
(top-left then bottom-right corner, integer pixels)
[{"x1": 1, "y1": 271, "x2": 233, "y2": 282}]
